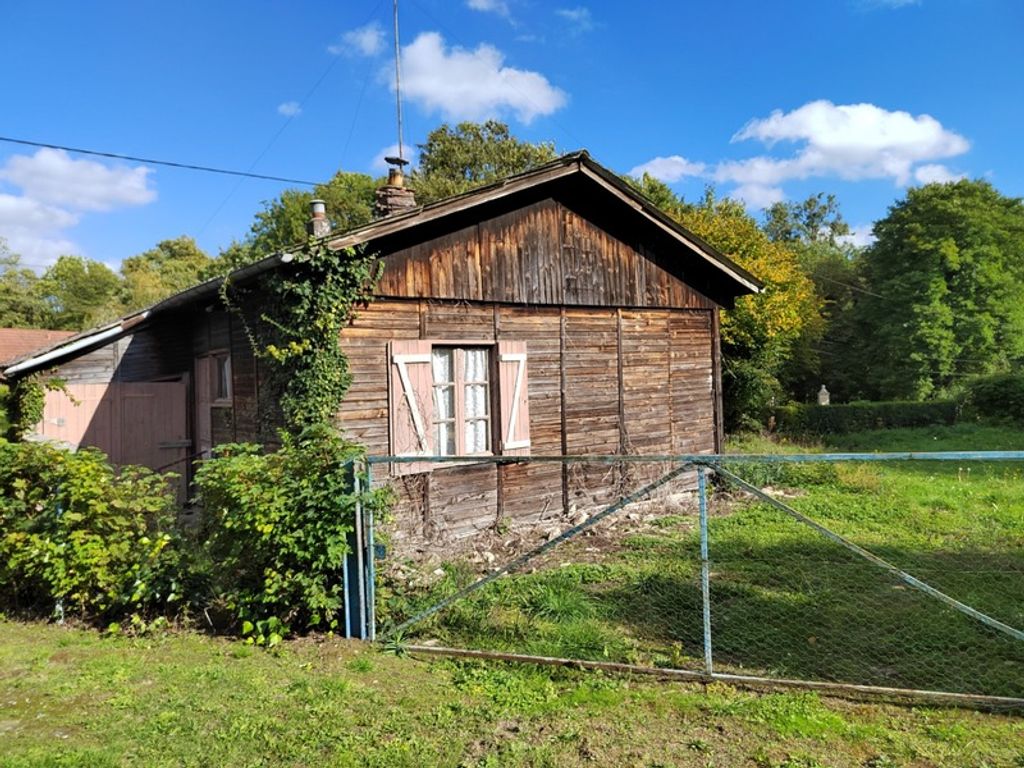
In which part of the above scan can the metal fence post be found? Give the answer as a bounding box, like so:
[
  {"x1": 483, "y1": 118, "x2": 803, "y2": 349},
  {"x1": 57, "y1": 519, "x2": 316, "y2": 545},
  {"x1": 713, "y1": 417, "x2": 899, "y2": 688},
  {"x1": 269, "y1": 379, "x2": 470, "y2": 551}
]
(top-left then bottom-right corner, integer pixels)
[
  {"x1": 698, "y1": 465, "x2": 713, "y2": 678},
  {"x1": 365, "y1": 459, "x2": 376, "y2": 642}
]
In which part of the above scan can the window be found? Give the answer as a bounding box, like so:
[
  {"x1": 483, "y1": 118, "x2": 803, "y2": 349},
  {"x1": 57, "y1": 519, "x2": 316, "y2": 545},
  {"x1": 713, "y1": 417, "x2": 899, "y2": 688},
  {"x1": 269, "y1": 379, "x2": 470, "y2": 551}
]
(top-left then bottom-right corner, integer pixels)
[
  {"x1": 432, "y1": 347, "x2": 491, "y2": 456},
  {"x1": 389, "y1": 340, "x2": 530, "y2": 474},
  {"x1": 206, "y1": 352, "x2": 231, "y2": 406}
]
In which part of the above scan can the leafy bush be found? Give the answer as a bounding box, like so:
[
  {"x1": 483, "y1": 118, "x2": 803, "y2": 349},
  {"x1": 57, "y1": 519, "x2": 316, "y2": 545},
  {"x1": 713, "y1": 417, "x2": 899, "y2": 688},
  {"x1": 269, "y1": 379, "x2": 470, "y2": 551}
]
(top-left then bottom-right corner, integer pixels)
[
  {"x1": 963, "y1": 372, "x2": 1024, "y2": 423},
  {"x1": 0, "y1": 438, "x2": 189, "y2": 623},
  {"x1": 773, "y1": 400, "x2": 957, "y2": 437},
  {"x1": 722, "y1": 459, "x2": 839, "y2": 490},
  {"x1": 0, "y1": 383, "x2": 9, "y2": 436},
  {"x1": 725, "y1": 358, "x2": 784, "y2": 433},
  {"x1": 193, "y1": 425, "x2": 391, "y2": 641}
]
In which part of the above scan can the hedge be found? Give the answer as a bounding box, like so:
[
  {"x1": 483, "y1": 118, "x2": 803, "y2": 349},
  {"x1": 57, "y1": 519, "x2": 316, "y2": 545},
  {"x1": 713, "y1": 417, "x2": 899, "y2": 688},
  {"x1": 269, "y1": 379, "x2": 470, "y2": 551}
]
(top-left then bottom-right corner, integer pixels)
[
  {"x1": 964, "y1": 372, "x2": 1024, "y2": 423},
  {"x1": 773, "y1": 400, "x2": 958, "y2": 436}
]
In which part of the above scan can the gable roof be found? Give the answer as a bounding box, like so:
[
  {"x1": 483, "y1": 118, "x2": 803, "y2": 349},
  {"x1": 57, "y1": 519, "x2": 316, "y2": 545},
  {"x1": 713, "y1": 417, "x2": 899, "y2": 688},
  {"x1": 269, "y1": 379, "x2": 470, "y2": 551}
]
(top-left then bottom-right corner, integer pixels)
[
  {"x1": 2, "y1": 151, "x2": 761, "y2": 379},
  {"x1": 0, "y1": 328, "x2": 75, "y2": 366}
]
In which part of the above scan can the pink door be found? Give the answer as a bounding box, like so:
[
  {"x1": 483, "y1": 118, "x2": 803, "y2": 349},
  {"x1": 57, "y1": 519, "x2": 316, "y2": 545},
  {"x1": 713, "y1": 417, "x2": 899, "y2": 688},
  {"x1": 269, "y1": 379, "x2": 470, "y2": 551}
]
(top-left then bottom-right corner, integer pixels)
[{"x1": 38, "y1": 379, "x2": 190, "y2": 504}]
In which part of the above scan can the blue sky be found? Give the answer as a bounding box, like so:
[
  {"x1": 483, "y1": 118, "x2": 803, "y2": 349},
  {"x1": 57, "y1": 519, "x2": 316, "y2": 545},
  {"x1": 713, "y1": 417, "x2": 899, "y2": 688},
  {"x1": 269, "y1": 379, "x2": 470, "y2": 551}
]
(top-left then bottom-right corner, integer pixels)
[{"x1": 1, "y1": 0, "x2": 1021, "y2": 269}]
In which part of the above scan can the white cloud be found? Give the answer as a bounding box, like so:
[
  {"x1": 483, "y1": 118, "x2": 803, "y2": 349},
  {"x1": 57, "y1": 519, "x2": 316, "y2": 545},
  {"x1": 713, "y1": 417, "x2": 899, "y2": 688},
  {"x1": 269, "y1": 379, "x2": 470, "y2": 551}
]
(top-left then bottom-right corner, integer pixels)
[
  {"x1": 627, "y1": 100, "x2": 971, "y2": 215},
  {"x1": 0, "y1": 148, "x2": 156, "y2": 212},
  {"x1": 0, "y1": 148, "x2": 157, "y2": 268},
  {"x1": 371, "y1": 143, "x2": 419, "y2": 173},
  {"x1": 277, "y1": 101, "x2": 302, "y2": 117},
  {"x1": 731, "y1": 184, "x2": 785, "y2": 210},
  {"x1": 913, "y1": 163, "x2": 965, "y2": 185},
  {"x1": 722, "y1": 100, "x2": 969, "y2": 187},
  {"x1": 0, "y1": 193, "x2": 81, "y2": 265},
  {"x1": 397, "y1": 32, "x2": 567, "y2": 123},
  {"x1": 628, "y1": 155, "x2": 706, "y2": 182},
  {"x1": 467, "y1": 0, "x2": 510, "y2": 17},
  {"x1": 838, "y1": 224, "x2": 877, "y2": 248},
  {"x1": 555, "y1": 6, "x2": 595, "y2": 33},
  {"x1": 329, "y1": 22, "x2": 385, "y2": 56}
]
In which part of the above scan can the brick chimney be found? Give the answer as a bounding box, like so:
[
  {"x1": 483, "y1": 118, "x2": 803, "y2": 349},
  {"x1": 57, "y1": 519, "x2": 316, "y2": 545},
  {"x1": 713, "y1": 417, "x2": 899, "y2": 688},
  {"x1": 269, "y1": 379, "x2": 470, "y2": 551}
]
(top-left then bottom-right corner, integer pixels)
[
  {"x1": 307, "y1": 199, "x2": 331, "y2": 238},
  {"x1": 375, "y1": 158, "x2": 417, "y2": 218}
]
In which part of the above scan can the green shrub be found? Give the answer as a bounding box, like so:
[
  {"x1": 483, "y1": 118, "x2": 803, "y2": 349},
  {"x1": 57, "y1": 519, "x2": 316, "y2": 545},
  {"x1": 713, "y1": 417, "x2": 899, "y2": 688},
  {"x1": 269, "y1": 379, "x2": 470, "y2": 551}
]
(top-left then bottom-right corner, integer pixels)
[
  {"x1": 725, "y1": 358, "x2": 784, "y2": 433},
  {"x1": 0, "y1": 383, "x2": 9, "y2": 436},
  {"x1": 0, "y1": 439, "x2": 189, "y2": 622},
  {"x1": 964, "y1": 372, "x2": 1024, "y2": 422},
  {"x1": 773, "y1": 400, "x2": 957, "y2": 437},
  {"x1": 193, "y1": 425, "x2": 391, "y2": 640}
]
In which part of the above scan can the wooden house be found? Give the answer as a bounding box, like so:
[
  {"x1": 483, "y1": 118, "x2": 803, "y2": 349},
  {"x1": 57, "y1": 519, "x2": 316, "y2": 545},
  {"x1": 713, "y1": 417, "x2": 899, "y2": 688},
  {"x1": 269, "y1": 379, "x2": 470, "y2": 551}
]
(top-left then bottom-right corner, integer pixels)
[{"x1": 1, "y1": 152, "x2": 760, "y2": 554}]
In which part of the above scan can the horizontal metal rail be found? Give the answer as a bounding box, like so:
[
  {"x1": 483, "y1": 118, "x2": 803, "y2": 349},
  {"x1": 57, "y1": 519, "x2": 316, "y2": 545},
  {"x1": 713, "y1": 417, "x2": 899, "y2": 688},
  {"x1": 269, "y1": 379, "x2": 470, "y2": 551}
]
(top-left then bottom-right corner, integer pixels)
[
  {"x1": 404, "y1": 645, "x2": 1024, "y2": 712},
  {"x1": 368, "y1": 451, "x2": 1024, "y2": 465}
]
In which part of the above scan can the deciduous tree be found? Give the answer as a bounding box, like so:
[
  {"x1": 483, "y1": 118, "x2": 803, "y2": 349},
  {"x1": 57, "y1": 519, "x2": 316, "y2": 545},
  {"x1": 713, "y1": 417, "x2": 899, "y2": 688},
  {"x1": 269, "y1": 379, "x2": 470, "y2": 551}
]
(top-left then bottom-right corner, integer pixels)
[
  {"x1": 121, "y1": 236, "x2": 213, "y2": 310},
  {"x1": 849, "y1": 180, "x2": 1024, "y2": 400},
  {"x1": 413, "y1": 121, "x2": 557, "y2": 204}
]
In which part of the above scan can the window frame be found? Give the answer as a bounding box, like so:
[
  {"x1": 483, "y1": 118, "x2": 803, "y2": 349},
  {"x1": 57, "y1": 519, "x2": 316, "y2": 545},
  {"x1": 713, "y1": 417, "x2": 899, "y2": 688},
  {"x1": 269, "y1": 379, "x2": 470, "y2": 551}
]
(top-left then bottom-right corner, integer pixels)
[
  {"x1": 388, "y1": 338, "x2": 530, "y2": 475},
  {"x1": 206, "y1": 350, "x2": 232, "y2": 407},
  {"x1": 430, "y1": 345, "x2": 494, "y2": 458}
]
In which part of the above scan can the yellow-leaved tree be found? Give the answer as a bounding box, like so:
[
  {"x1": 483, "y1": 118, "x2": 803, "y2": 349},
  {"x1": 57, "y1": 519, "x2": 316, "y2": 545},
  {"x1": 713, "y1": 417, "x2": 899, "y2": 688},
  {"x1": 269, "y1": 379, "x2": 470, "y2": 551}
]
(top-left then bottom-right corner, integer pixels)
[{"x1": 677, "y1": 192, "x2": 821, "y2": 430}]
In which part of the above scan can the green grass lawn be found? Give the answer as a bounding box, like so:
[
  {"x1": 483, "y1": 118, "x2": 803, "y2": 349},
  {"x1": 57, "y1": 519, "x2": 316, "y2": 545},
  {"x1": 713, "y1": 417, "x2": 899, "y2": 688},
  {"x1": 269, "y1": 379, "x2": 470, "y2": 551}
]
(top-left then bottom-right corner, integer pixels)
[
  {"x1": 2, "y1": 423, "x2": 1024, "y2": 766},
  {"x1": 1, "y1": 620, "x2": 1023, "y2": 767}
]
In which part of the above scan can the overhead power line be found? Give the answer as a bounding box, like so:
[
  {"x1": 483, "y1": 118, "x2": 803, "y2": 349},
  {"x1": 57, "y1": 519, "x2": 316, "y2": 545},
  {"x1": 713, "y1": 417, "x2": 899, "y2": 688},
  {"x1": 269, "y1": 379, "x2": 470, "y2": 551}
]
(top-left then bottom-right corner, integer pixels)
[{"x1": 0, "y1": 136, "x2": 322, "y2": 187}]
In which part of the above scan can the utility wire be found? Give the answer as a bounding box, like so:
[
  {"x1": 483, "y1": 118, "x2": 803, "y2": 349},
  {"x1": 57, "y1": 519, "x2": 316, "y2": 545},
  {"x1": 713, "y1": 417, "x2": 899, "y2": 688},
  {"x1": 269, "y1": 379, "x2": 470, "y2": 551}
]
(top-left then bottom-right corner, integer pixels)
[
  {"x1": 815, "y1": 273, "x2": 889, "y2": 300},
  {"x1": 0, "y1": 136, "x2": 321, "y2": 186},
  {"x1": 195, "y1": 0, "x2": 385, "y2": 236}
]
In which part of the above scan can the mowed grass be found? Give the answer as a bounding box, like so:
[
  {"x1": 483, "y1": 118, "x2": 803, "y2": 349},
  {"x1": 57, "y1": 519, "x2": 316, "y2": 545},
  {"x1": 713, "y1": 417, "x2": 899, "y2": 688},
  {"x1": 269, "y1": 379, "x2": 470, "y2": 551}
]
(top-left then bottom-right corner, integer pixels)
[
  {"x1": 2, "y1": 619, "x2": 1024, "y2": 767},
  {"x1": 3, "y1": 423, "x2": 1024, "y2": 766},
  {"x1": 396, "y1": 423, "x2": 1024, "y2": 698}
]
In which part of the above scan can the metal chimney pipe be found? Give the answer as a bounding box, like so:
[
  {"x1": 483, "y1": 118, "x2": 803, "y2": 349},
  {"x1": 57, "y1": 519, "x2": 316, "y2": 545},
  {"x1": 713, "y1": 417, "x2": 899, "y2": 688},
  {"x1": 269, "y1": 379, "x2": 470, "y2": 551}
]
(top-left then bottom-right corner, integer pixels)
[{"x1": 307, "y1": 199, "x2": 331, "y2": 238}]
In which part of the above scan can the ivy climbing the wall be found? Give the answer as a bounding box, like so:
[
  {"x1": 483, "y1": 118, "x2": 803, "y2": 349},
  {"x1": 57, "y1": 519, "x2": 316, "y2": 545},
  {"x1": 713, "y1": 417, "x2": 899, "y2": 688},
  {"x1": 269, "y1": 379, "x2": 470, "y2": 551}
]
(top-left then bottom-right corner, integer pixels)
[
  {"x1": 203, "y1": 238, "x2": 390, "y2": 641},
  {"x1": 3, "y1": 373, "x2": 71, "y2": 442},
  {"x1": 220, "y1": 239, "x2": 382, "y2": 434}
]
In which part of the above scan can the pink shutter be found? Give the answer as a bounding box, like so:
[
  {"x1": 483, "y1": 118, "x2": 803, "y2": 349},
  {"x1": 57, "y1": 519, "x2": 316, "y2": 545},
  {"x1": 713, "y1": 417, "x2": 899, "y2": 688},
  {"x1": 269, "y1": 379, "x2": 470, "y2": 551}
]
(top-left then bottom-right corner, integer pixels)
[
  {"x1": 388, "y1": 340, "x2": 434, "y2": 475},
  {"x1": 498, "y1": 341, "x2": 531, "y2": 457}
]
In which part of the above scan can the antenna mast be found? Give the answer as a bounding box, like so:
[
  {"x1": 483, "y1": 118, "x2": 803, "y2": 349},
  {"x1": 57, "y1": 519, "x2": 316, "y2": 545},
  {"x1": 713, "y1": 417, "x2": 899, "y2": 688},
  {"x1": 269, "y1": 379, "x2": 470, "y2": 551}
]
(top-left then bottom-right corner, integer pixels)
[{"x1": 392, "y1": 0, "x2": 405, "y2": 162}]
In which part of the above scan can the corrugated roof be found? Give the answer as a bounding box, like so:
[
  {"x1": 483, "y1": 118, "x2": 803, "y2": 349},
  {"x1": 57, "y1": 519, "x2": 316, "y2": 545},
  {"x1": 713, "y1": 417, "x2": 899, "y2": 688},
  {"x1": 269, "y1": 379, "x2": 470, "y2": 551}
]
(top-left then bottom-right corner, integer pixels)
[{"x1": 0, "y1": 328, "x2": 75, "y2": 366}]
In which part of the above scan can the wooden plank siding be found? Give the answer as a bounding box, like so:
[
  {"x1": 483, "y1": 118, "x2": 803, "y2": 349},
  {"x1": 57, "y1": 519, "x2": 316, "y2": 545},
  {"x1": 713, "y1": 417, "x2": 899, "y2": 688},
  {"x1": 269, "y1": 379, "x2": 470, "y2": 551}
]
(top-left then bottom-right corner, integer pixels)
[
  {"x1": 335, "y1": 298, "x2": 717, "y2": 556},
  {"x1": 375, "y1": 198, "x2": 716, "y2": 311}
]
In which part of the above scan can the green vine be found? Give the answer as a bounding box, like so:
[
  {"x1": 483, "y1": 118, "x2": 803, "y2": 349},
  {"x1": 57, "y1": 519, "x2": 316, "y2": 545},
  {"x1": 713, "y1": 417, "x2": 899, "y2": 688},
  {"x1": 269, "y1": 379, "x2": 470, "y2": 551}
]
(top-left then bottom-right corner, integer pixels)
[
  {"x1": 4, "y1": 373, "x2": 70, "y2": 442},
  {"x1": 220, "y1": 238, "x2": 382, "y2": 434}
]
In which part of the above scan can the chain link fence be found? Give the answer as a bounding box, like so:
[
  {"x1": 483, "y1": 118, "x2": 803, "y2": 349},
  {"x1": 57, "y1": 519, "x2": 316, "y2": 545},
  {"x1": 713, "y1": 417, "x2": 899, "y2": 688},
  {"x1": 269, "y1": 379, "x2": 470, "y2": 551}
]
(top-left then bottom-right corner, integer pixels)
[{"x1": 370, "y1": 453, "x2": 1024, "y2": 709}]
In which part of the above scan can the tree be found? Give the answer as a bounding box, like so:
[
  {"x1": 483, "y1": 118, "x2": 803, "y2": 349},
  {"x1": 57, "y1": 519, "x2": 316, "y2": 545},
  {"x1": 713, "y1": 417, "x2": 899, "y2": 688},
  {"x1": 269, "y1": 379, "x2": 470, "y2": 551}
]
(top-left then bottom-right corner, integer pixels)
[
  {"x1": 677, "y1": 191, "x2": 820, "y2": 429},
  {"x1": 121, "y1": 236, "x2": 213, "y2": 310},
  {"x1": 623, "y1": 173, "x2": 691, "y2": 220},
  {"x1": 413, "y1": 121, "x2": 558, "y2": 204},
  {"x1": 761, "y1": 194, "x2": 861, "y2": 402},
  {"x1": 847, "y1": 180, "x2": 1024, "y2": 400},
  {"x1": 35, "y1": 255, "x2": 123, "y2": 330},
  {"x1": 215, "y1": 171, "x2": 378, "y2": 272},
  {"x1": 763, "y1": 193, "x2": 850, "y2": 246},
  {"x1": 0, "y1": 239, "x2": 47, "y2": 328}
]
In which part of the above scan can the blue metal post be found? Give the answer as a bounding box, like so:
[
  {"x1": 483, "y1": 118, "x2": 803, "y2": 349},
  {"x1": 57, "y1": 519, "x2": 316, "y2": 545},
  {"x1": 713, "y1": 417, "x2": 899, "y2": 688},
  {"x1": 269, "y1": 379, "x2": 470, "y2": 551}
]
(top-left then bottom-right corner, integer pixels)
[
  {"x1": 365, "y1": 459, "x2": 377, "y2": 642},
  {"x1": 698, "y1": 466, "x2": 713, "y2": 678},
  {"x1": 354, "y1": 469, "x2": 367, "y2": 640}
]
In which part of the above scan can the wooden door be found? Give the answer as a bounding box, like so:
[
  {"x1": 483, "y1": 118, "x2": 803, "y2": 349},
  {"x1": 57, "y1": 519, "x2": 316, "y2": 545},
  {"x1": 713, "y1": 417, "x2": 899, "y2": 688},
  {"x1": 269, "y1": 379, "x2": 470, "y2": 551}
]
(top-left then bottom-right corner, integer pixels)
[
  {"x1": 194, "y1": 356, "x2": 213, "y2": 459},
  {"x1": 38, "y1": 379, "x2": 190, "y2": 504},
  {"x1": 119, "y1": 381, "x2": 190, "y2": 503}
]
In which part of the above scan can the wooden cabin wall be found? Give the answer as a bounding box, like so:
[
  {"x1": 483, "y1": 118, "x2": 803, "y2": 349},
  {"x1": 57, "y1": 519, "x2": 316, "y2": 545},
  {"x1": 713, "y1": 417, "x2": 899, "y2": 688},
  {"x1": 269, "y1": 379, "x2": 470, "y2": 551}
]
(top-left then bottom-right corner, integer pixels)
[
  {"x1": 337, "y1": 298, "x2": 717, "y2": 557},
  {"x1": 374, "y1": 198, "x2": 717, "y2": 311}
]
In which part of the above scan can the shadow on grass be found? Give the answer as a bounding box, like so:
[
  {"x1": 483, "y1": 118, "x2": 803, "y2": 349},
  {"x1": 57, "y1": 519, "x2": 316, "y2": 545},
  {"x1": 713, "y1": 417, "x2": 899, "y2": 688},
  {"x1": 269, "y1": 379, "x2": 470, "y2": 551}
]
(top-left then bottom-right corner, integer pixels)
[{"x1": 410, "y1": 532, "x2": 1024, "y2": 699}]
